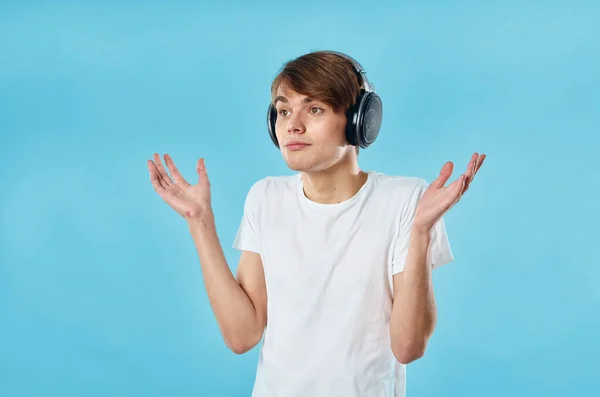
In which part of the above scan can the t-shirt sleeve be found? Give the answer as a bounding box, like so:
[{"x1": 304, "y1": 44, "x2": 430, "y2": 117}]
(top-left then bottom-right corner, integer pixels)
[
  {"x1": 232, "y1": 180, "x2": 265, "y2": 254},
  {"x1": 391, "y1": 179, "x2": 454, "y2": 274}
]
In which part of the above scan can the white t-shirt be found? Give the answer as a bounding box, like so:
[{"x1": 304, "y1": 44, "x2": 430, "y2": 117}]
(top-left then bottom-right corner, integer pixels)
[{"x1": 233, "y1": 171, "x2": 454, "y2": 397}]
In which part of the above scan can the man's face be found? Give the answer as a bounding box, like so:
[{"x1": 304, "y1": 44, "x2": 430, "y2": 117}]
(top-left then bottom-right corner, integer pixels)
[{"x1": 274, "y1": 86, "x2": 354, "y2": 172}]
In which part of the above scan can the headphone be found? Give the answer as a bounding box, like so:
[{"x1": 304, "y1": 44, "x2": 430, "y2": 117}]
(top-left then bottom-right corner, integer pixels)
[{"x1": 267, "y1": 50, "x2": 383, "y2": 149}]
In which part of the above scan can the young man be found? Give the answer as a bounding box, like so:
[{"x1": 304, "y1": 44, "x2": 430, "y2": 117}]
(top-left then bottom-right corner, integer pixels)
[{"x1": 148, "y1": 50, "x2": 485, "y2": 397}]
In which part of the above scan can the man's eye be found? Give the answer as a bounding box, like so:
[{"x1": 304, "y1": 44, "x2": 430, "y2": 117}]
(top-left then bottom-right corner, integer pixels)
[{"x1": 278, "y1": 107, "x2": 322, "y2": 117}]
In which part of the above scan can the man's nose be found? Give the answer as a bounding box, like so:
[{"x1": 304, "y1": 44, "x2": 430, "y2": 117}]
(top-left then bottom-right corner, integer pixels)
[{"x1": 287, "y1": 112, "x2": 306, "y2": 134}]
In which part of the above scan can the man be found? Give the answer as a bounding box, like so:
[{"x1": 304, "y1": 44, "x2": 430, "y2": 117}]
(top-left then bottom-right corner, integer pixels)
[{"x1": 148, "y1": 50, "x2": 485, "y2": 397}]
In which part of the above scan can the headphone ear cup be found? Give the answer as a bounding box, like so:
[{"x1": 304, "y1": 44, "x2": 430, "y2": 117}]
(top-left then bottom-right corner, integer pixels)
[
  {"x1": 358, "y1": 92, "x2": 383, "y2": 148},
  {"x1": 345, "y1": 92, "x2": 363, "y2": 147},
  {"x1": 347, "y1": 91, "x2": 382, "y2": 149},
  {"x1": 267, "y1": 104, "x2": 279, "y2": 148}
]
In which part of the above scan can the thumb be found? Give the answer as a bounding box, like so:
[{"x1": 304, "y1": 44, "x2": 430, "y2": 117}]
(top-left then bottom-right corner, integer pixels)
[
  {"x1": 196, "y1": 158, "x2": 209, "y2": 183},
  {"x1": 433, "y1": 162, "x2": 454, "y2": 188}
]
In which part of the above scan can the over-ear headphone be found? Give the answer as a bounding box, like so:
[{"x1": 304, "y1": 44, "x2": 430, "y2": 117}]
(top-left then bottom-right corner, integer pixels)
[{"x1": 267, "y1": 50, "x2": 383, "y2": 150}]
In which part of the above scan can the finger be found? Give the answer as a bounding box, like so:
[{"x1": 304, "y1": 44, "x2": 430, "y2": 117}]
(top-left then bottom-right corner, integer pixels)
[
  {"x1": 464, "y1": 153, "x2": 486, "y2": 192},
  {"x1": 150, "y1": 158, "x2": 171, "y2": 188},
  {"x1": 447, "y1": 173, "x2": 466, "y2": 195},
  {"x1": 153, "y1": 153, "x2": 174, "y2": 186},
  {"x1": 432, "y1": 161, "x2": 454, "y2": 188},
  {"x1": 466, "y1": 153, "x2": 478, "y2": 177},
  {"x1": 468, "y1": 153, "x2": 482, "y2": 185},
  {"x1": 463, "y1": 153, "x2": 479, "y2": 190},
  {"x1": 452, "y1": 174, "x2": 468, "y2": 201},
  {"x1": 466, "y1": 156, "x2": 476, "y2": 188},
  {"x1": 148, "y1": 160, "x2": 167, "y2": 193},
  {"x1": 474, "y1": 153, "x2": 486, "y2": 175},
  {"x1": 197, "y1": 158, "x2": 210, "y2": 184},
  {"x1": 164, "y1": 154, "x2": 190, "y2": 187},
  {"x1": 459, "y1": 174, "x2": 468, "y2": 198}
]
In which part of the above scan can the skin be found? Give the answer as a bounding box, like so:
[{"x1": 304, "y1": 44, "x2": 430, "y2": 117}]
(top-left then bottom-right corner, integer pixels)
[
  {"x1": 147, "y1": 83, "x2": 486, "y2": 362},
  {"x1": 390, "y1": 152, "x2": 485, "y2": 363},
  {"x1": 273, "y1": 83, "x2": 369, "y2": 204}
]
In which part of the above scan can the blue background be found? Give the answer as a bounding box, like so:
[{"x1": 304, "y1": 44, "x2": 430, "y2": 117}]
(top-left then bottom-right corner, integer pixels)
[{"x1": 1, "y1": 1, "x2": 598, "y2": 396}]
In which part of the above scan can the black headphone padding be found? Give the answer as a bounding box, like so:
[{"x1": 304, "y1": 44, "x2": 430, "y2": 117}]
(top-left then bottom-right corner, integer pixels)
[{"x1": 267, "y1": 51, "x2": 383, "y2": 150}]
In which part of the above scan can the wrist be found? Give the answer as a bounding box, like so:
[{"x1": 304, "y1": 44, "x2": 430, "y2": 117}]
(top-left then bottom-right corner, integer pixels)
[
  {"x1": 411, "y1": 223, "x2": 432, "y2": 237},
  {"x1": 187, "y1": 209, "x2": 215, "y2": 229}
]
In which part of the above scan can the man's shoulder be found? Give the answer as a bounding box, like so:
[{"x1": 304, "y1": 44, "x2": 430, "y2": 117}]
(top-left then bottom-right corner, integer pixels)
[
  {"x1": 370, "y1": 171, "x2": 428, "y2": 196},
  {"x1": 242, "y1": 173, "x2": 299, "y2": 203},
  {"x1": 247, "y1": 173, "x2": 300, "y2": 192},
  {"x1": 367, "y1": 172, "x2": 430, "y2": 216}
]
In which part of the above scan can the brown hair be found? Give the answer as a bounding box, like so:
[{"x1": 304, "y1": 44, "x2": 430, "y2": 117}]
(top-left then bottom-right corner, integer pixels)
[{"x1": 270, "y1": 51, "x2": 364, "y2": 155}]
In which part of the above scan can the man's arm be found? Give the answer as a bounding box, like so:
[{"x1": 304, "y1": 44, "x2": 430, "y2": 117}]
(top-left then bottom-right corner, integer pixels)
[
  {"x1": 389, "y1": 153, "x2": 485, "y2": 364},
  {"x1": 188, "y1": 213, "x2": 267, "y2": 355},
  {"x1": 389, "y1": 226, "x2": 437, "y2": 364}
]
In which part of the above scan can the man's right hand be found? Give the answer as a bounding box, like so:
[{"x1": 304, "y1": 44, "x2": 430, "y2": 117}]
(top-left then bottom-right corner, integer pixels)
[
  {"x1": 148, "y1": 153, "x2": 212, "y2": 220},
  {"x1": 148, "y1": 152, "x2": 267, "y2": 354}
]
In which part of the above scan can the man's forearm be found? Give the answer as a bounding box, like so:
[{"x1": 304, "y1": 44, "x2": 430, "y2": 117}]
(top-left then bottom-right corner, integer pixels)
[
  {"x1": 188, "y1": 213, "x2": 261, "y2": 352},
  {"x1": 389, "y1": 227, "x2": 437, "y2": 363}
]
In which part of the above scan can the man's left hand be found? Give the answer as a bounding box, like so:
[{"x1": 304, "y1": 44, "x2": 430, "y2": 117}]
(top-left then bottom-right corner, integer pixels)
[{"x1": 413, "y1": 152, "x2": 486, "y2": 233}]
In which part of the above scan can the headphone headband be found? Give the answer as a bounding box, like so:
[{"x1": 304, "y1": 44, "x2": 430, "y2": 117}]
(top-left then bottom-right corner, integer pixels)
[{"x1": 320, "y1": 50, "x2": 374, "y2": 92}]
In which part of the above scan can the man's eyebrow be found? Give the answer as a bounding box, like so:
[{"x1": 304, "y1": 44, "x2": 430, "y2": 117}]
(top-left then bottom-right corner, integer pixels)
[{"x1": 274, "y1": 96, "x2": 315, "y2": 105}]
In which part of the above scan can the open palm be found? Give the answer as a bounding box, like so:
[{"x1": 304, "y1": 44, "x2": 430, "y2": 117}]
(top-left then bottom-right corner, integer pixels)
[
  {"x1": 413, "y1": 152, "x2": 486, "y2": 232},
  {"x1": 148, "y1": 153, "x2": 212, "y2": 219}
]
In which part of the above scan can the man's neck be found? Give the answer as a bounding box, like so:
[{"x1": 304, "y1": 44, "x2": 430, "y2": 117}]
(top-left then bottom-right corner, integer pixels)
[{"x1": 300, "y1": 159, "x2": 369, "y2": 204}]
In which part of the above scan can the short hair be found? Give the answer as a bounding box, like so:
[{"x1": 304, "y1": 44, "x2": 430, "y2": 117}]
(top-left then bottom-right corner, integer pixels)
[{"x1": 270, "y1": 51, "x2": 364, "y2": 155}]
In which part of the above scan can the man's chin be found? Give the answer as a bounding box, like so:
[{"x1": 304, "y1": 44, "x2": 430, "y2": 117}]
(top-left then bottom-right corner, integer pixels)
[
  {"x1": 285, "y1": 160, "x2": 331, "y2": 173},
  {"x1": 284, "y1": 158, "x2": 311, "y2": 172},
  {"x1": 282, "y1": 152, "x2": 336, "y2": 173},
  {"x1": 286, "y1": 163, "x2": 308, "y2": 172}
]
